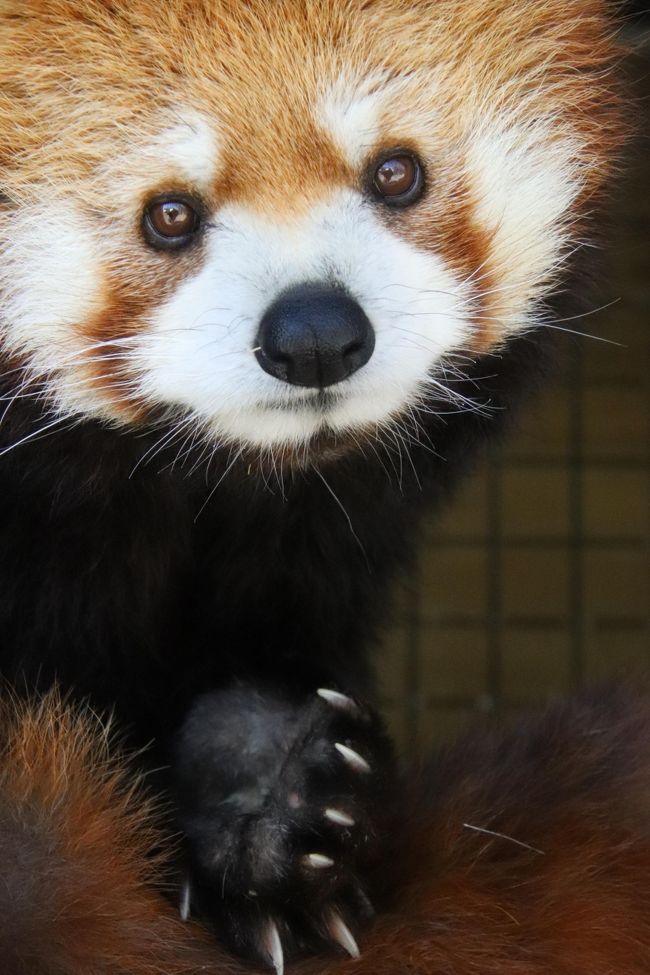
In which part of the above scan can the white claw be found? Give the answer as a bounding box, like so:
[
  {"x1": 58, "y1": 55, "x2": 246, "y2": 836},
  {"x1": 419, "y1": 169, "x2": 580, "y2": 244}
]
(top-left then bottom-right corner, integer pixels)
[
  {"x1": 325, "y1": 908, "x2": 361, "y2": 960},
  {"x1": 325, "y1": 808, "x2": 356, "y2": 828},
  {"x1": 318, "y1": 688, "x2": 359, "y2": 714},
  {"x1": 303, "y1": 852, "x2": 335, "y2": 869},
  {"x1": 335, "y1": 742, "x2": 371, "y2": 774},
  {"x1": 179, "y1": 879, "x2": 191, "y2": 922},
  {"x1": 262, "y1": 920, "x2": 284, "y2": 975}
]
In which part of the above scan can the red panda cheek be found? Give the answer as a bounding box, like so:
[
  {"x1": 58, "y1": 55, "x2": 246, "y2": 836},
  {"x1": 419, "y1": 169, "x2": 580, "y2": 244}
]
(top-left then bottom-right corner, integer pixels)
[
  {"x1": 385, "y1": 175, "x2": 498, "y2": 353},
  {"x1": 77, "y1": 242, "x2": 208, "y2": 420}
]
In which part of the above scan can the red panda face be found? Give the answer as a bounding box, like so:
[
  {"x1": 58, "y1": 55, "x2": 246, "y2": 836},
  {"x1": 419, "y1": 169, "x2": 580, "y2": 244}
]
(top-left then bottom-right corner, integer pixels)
[{"x1": 0, "y1": 0, "x2": 622, "y2": 457}]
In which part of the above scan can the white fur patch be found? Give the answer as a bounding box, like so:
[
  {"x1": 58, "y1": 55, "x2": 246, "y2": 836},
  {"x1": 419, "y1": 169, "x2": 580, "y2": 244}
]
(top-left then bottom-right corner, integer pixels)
[
  {"x1": 466, "y1": 122, "x2": 582, "y2": 326},
  {"x1": 317, "y1": 73, "x2": 414, "y2": 167},
  {"x1": 0, "y1": 201, "x2": 102, "y2": 407},
  {"x1": 150, "y1": 112, "x2": 220, "y2": 189},
  {"x1": 99, "y1": 109, "x2": 220, "y2": 197},
  {"x1": 0, "y1": 110, "x2": 584, "y2": 453},
  {"x1": 135, "y1": 191, "x2": 471, "y2": 448}
]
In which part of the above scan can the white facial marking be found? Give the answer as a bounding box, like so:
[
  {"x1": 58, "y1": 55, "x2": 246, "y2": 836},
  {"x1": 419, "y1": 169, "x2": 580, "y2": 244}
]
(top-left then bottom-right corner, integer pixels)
[
  {"x1": 0, "y1": 201, "x2": 102, "y2": 405},
  {"x1": 135, "y1": 190, "x2": 471, "y2": 449},
  {"x1": 317, "y1": 73, "x2": 413, "y2": 167},
  {"x1": 0, "y1": 107, "x2": 585, "y2": 454},
  {"x1": 153, "y1": 113, "x2": 220, "y2": 189},
  {"x1": 100, "y1": 109, "x2": 220, "y2": 197},
  {"x1": 466, "y1": 122, "x2": 582, "y2": 325}
]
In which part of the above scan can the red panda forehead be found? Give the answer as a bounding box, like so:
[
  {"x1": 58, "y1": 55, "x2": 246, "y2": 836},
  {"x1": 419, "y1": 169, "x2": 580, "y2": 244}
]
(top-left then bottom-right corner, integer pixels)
[
  {"x1": 154, "y1": 18, "x2": 421, "y2": 214},
  {"x1": 0, "y1": 0, "x2": 620, "y2": 205},
  {"x1": 205, "y1": 109, "x2": 355, "y2": 216}
]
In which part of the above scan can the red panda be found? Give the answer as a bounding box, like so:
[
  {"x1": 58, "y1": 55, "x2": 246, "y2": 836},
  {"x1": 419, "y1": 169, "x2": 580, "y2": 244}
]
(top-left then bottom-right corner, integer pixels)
[
  {"x1": 0, "y1": 0, "x2": 627, "y2": 971},
  {"x1": 3, "y1": 687, "x2": 650, "y2": 975}
]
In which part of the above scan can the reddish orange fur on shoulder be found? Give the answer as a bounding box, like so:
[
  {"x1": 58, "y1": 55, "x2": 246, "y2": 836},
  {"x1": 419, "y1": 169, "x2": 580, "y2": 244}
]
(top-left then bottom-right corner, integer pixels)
[{"x1": 3, "y1": 688, "x2": 650, "y2": 974}]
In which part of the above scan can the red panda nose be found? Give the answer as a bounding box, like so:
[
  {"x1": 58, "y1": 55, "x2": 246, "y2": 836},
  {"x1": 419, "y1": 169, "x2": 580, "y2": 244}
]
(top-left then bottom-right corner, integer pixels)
[{"x1": 254, "y1": 282, "x2": 375, "y2": 389}]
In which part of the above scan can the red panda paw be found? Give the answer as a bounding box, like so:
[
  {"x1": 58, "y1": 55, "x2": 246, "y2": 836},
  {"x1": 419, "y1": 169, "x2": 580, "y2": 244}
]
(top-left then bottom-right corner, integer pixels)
[
  {"x1": 201, "y1": 877, "x2": 376, "y2": 974},
  {"x1": 175, "y1": 688, "x2": 395, "y2": 971}
]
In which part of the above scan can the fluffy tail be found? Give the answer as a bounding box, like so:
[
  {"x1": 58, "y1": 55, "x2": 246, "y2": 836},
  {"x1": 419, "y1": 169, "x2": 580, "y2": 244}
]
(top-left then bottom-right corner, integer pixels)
[
  {"x1": 0, "y1": 694, "x2": 228, "y2": 975},
  {"x1": 2, "y1": 689, "x2": 650, "y2": 975}
]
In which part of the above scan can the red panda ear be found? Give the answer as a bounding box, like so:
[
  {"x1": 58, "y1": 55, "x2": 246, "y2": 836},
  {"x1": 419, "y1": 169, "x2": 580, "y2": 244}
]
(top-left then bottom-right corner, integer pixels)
[
  {"x1": 442, "y1": 0, "x2": 627, "y2": 190},
  {"x1": 489, "y1": 0, "x2": 627, "y2": 197},
  {"x1": 548, "y1": 0, "x2": 628, "y2": 192}
]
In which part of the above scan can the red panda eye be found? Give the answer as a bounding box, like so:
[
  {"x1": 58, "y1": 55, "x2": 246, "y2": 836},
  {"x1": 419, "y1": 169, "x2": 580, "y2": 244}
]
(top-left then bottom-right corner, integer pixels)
[
  {"x1": 372, "y1": 152, "x2": 424, "y2": 206},
  {"x1": 143, "y1": 195, "x2": 202, "y2": 250}
]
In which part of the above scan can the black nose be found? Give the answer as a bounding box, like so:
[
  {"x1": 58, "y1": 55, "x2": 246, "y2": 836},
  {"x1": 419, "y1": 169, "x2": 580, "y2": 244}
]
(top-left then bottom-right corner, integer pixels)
[{"x1": 255, "y1": 283, "x2": 375, "y2": 388}]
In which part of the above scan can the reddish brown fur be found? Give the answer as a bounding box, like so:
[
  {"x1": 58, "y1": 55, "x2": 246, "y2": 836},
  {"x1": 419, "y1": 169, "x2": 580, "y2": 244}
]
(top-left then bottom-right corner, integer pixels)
[
  {"x1": 0, "y1": 693, "x2": 227, "y2": 975},
  {"x1": 3, "y1": 688, "x2": 650, "y2": 974},
  {"x1": 81, "y1": 249, "x2": 198, "y2": 418}
]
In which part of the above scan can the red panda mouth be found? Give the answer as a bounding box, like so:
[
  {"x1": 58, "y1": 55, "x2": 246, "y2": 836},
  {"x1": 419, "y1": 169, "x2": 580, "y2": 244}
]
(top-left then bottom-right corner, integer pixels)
[{"x1": 256, "y1": 390, "x2": 341, "y2": 414}]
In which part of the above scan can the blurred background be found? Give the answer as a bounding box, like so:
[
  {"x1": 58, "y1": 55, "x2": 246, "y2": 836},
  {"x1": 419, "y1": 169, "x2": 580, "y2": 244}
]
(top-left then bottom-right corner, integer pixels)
[{"x1": 377, "y1": 19, "x2": 650, "y2": 753}]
